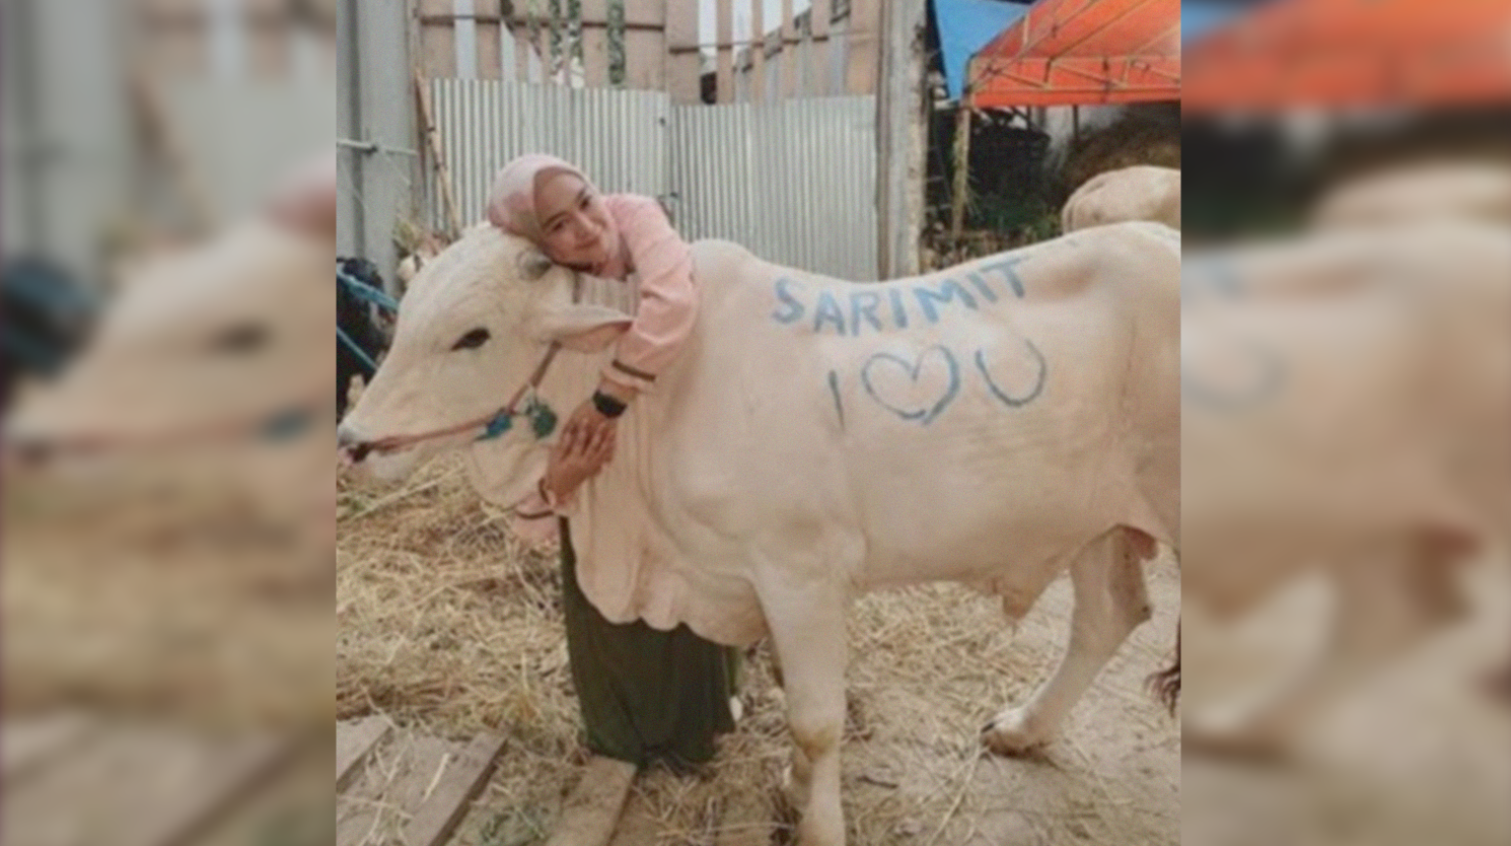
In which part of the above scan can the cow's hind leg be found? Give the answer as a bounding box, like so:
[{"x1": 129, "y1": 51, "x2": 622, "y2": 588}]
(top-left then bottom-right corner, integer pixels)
[
  {"x1": 760, "y1": 582, "x2": 849, "y2": 846},
  {"x1": 984, "y1": 526, "x2": 1155, "y2": 754},
  {"x1": 1186, "y1": 530, "x2": 1471, "y2": 759}
]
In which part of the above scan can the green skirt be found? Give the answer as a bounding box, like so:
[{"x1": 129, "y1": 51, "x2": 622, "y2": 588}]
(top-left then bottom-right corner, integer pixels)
[{"x1": 559, "y1": 518, "x2": 740, "y2": 770}]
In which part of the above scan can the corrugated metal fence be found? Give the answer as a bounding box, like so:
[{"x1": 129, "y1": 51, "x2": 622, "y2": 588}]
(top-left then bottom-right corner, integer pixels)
[
  {"x1": 672, "y1": 98, "x2": 876, "y2": 281},
  {"x1": 429, "y1": 79, "x2": 877, "y2": 281},
  {"x1": 431, "y1": 81, "x2": 670, "y2": 230}
]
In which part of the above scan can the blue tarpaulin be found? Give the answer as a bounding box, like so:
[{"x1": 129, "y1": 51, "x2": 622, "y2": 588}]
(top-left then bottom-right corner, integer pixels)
[
  {"x1": 933, "y1": 0, "x2": 1031, "y2": 101},
  {"x1": 1182, "y1": 0, "x2": 1247, "y2": 46}
]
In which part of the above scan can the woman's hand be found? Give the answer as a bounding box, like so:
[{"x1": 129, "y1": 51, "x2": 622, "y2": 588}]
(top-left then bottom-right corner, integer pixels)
[
  {"x1": 556, "y1": 379, "x2": 635, "y2": 464},
  {"x1": 542, "y1": 411, "x2": 617, "y2": 502},
  {"x1": 560, "y1": 397, "x2": 616, "y2": 455}
]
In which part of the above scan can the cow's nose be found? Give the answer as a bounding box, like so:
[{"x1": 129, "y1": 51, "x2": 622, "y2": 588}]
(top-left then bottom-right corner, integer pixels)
[
  {"x1": 336, "y1": 425, "x2": 373, "y2": 463},
  {"x1": 5, "y1": 436, "x2": 55, "y2": 470}
]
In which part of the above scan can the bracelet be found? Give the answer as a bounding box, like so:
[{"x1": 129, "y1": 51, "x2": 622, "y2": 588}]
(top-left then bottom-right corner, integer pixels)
[
  {"x1": 515, "y1": 477, "x2": 555, "y2": 520},
  {"x1": 592, "y1": 389, "x2": 628, "y2": 418}
]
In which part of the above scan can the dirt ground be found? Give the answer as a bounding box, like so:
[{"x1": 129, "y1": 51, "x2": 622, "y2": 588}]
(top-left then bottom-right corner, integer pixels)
[{"x1": 337, "y1": 458, "x2": 1180, "y2": 846}]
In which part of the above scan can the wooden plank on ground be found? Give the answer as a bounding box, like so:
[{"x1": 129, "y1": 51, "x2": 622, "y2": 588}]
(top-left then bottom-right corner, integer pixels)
[
  {"x1": 1, "y1": 712, "x2": 95, "y2": 783},
  {"x1": 336, "y1": 734, "x2": 453, "y2": 846},
  {"x1": 189, "y1": 733, "x2": 331, "y2": 846},
  {"x1": 2, "y1": 723, "x2": 298, "y2": 846},
  {"x1": 604, "y1": 792, "x2": 659, "y2": 846},
  {"x1": 545, "y1": 755, "x2": 637, "y2": 846},
  {"x1": 403, "y1": 732, "x2": 506, "y2": 846},
  {"x1": 121, "y1": 732, "x2": 298, "y2": 846},
  {"x1": 336, "y1": 716, "x2": 393, "y2": 792}
]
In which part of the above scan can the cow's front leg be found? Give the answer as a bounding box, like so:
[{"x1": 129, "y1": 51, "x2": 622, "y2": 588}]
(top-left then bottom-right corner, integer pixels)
[
  {"x1": 761, "y1": 581, "x2": 849, "y2": 846},
  {"x1": 985, "y1": 526, "x2": 1154, "y2": 753}
]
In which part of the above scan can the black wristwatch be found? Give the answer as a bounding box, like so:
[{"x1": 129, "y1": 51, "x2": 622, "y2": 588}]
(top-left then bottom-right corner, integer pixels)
[{"x1": 592, "y1": 389, "x2": 628, "y2": 418}]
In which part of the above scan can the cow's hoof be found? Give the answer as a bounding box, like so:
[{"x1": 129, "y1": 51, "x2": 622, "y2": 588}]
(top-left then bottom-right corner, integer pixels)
[{"x1": 981, "y1": 709, "x2": 1048, "y2": 756}]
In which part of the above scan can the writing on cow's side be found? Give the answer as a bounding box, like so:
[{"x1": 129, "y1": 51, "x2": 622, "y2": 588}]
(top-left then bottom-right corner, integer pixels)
[
  {"x1": 1181, "y1": 339, "x2": 1286, "y2": 411},
  {"x1": 829, "y1": 337, "x2": 1049, "y2": 428},
  {"x1": 1180, "y1": 256, "x2": 1244, "y2": 302},
  {"x1": 975, "y1": 341, "x2": 1046, "y2": 408},
  {"x1": 770, "y1": 256, "x2": 1029, "y2": 337}
]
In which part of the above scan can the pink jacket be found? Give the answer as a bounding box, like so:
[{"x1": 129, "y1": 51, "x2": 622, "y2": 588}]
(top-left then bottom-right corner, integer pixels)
[
  {"x1": 592, "y1": 194, "x2": 699, "y2": 392},
  {"x1": 509, "y1": 193, "x2": 697, "y2": 539}
]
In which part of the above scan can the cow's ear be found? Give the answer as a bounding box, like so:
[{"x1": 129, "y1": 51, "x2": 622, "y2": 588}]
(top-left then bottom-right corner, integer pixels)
[
  {"x1": 517, "y1": 248, "x2": 554, "y2": 281},
  {"x1": 537, "y1": 303, "x2": 632, "y2": 352}
]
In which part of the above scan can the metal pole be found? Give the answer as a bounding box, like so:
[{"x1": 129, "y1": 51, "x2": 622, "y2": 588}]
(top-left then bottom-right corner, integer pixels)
[
  {"x1": 875, "y1": 0, "x2": 926, "y2": 279},
  {"x1": 8, "y1": 0, "x2": 46, "y2": 252},
  {"x1": 337, "y1": 0, "x2": 365, "y2": 259}
]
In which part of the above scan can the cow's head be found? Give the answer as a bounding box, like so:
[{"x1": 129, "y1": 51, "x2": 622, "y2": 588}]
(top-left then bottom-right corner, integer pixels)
[
  {"x1": 5, "y1": 220, "x2": 333, "y2": 470},
  {"x1": 337, "y1": 223, "x2": 630, "y2": 498}
]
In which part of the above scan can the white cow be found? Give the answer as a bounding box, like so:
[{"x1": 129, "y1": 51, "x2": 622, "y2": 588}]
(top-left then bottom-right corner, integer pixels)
[
  {"x1": 6, "y1": 151, "x2": 338, "y2": 552},
  {"x1": 1062, "y1": 165, "x2": 1182, "y2": 233},
  {"x1": 1181, "y1": 222, "x2": 1511, "y2": 755},
  {"x1": 338, "y1": 221, "x2": 1181, "y2": 846},
  {"x1": 1312, "y1": 160, "x2": 1511, "y2": 705},
  {"x1": 1309, "y1": 160, "x2": 1511, "y2": 230},
  {"x1": 5, "y1": 215, "x2": 337, "y2": 553}
]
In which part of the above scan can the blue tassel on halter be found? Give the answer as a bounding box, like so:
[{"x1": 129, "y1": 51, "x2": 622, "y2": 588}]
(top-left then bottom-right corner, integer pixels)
[
  {"x1": 474, "y1": 398, "x2": 558, "y2": 443},
  {"x1": 526, "y1": 398, "x2": 558, "y2": 439},
  {"x1": 261, "y1": 407, "x2": 314, "y2": 442},
  {"x1": 477, "y1": 410, "x2": 514, "y2": 441}
]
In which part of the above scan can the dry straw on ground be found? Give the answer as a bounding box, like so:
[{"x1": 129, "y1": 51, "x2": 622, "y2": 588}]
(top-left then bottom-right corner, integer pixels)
[
  {"x1": 338, "y1": 453, "x2": 1181, "y2": 845},
  {"x1": 5, "y1": 462, "x2": 333, "y2": 729}
]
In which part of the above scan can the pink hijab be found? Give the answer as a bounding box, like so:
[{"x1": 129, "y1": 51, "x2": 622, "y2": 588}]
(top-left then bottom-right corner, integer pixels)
[
  {"x1": 265, "y1": 149, "x2": 336, "y2": 239},
  {"x1": 485, "y1": 154, "x2": 623, "y2": 272}
]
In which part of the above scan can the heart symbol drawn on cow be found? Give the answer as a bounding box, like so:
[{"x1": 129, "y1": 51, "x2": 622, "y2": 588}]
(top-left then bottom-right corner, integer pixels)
[{"x1": 860, "y1": 345, "x2": 960, "y2": 425}]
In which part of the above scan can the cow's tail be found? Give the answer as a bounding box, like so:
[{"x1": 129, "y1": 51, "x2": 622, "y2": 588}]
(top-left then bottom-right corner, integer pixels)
[{"x1": 1147, "y1": 621, "x2": 1181, "y2": 716}]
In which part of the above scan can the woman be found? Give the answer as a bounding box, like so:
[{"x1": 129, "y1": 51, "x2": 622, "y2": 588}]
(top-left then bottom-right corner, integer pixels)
[{"x1": 486, "y1": 154, "x2": 739, "y2": 771}]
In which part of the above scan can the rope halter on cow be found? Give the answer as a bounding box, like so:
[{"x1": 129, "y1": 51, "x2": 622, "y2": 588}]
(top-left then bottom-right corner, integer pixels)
[
  {"x1": 343, "y1": 271, "x2": 583, "y2": 462},
  {"x1": 337, "y1": 267, "x2": 398, "y2": 376},
  {"x1": 9, "y1": 385, "x2": 327, "y2": 465}
]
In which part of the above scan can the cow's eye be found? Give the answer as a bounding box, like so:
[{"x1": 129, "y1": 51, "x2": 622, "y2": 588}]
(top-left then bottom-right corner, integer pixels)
[
  {"x1": 451, "y1": 328, "x2": 490, "y2": 350},
  {"x1": 210, "y1": 322, "x2": 268, "y2": 354}
]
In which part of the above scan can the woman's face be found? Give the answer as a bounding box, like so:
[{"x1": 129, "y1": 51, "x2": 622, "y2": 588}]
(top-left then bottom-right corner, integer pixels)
[{"x1": 535, "y1": 172, "x2": 613, "y2": 268}]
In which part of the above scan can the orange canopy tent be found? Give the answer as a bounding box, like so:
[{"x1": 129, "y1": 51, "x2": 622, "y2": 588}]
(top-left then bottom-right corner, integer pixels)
[
  {"x1": 965, "y1": 0, "x2": 1182, "y2": 108},
  {"x1": 1183, "y1": 0, "x2": 1511, "y2": 111}
]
